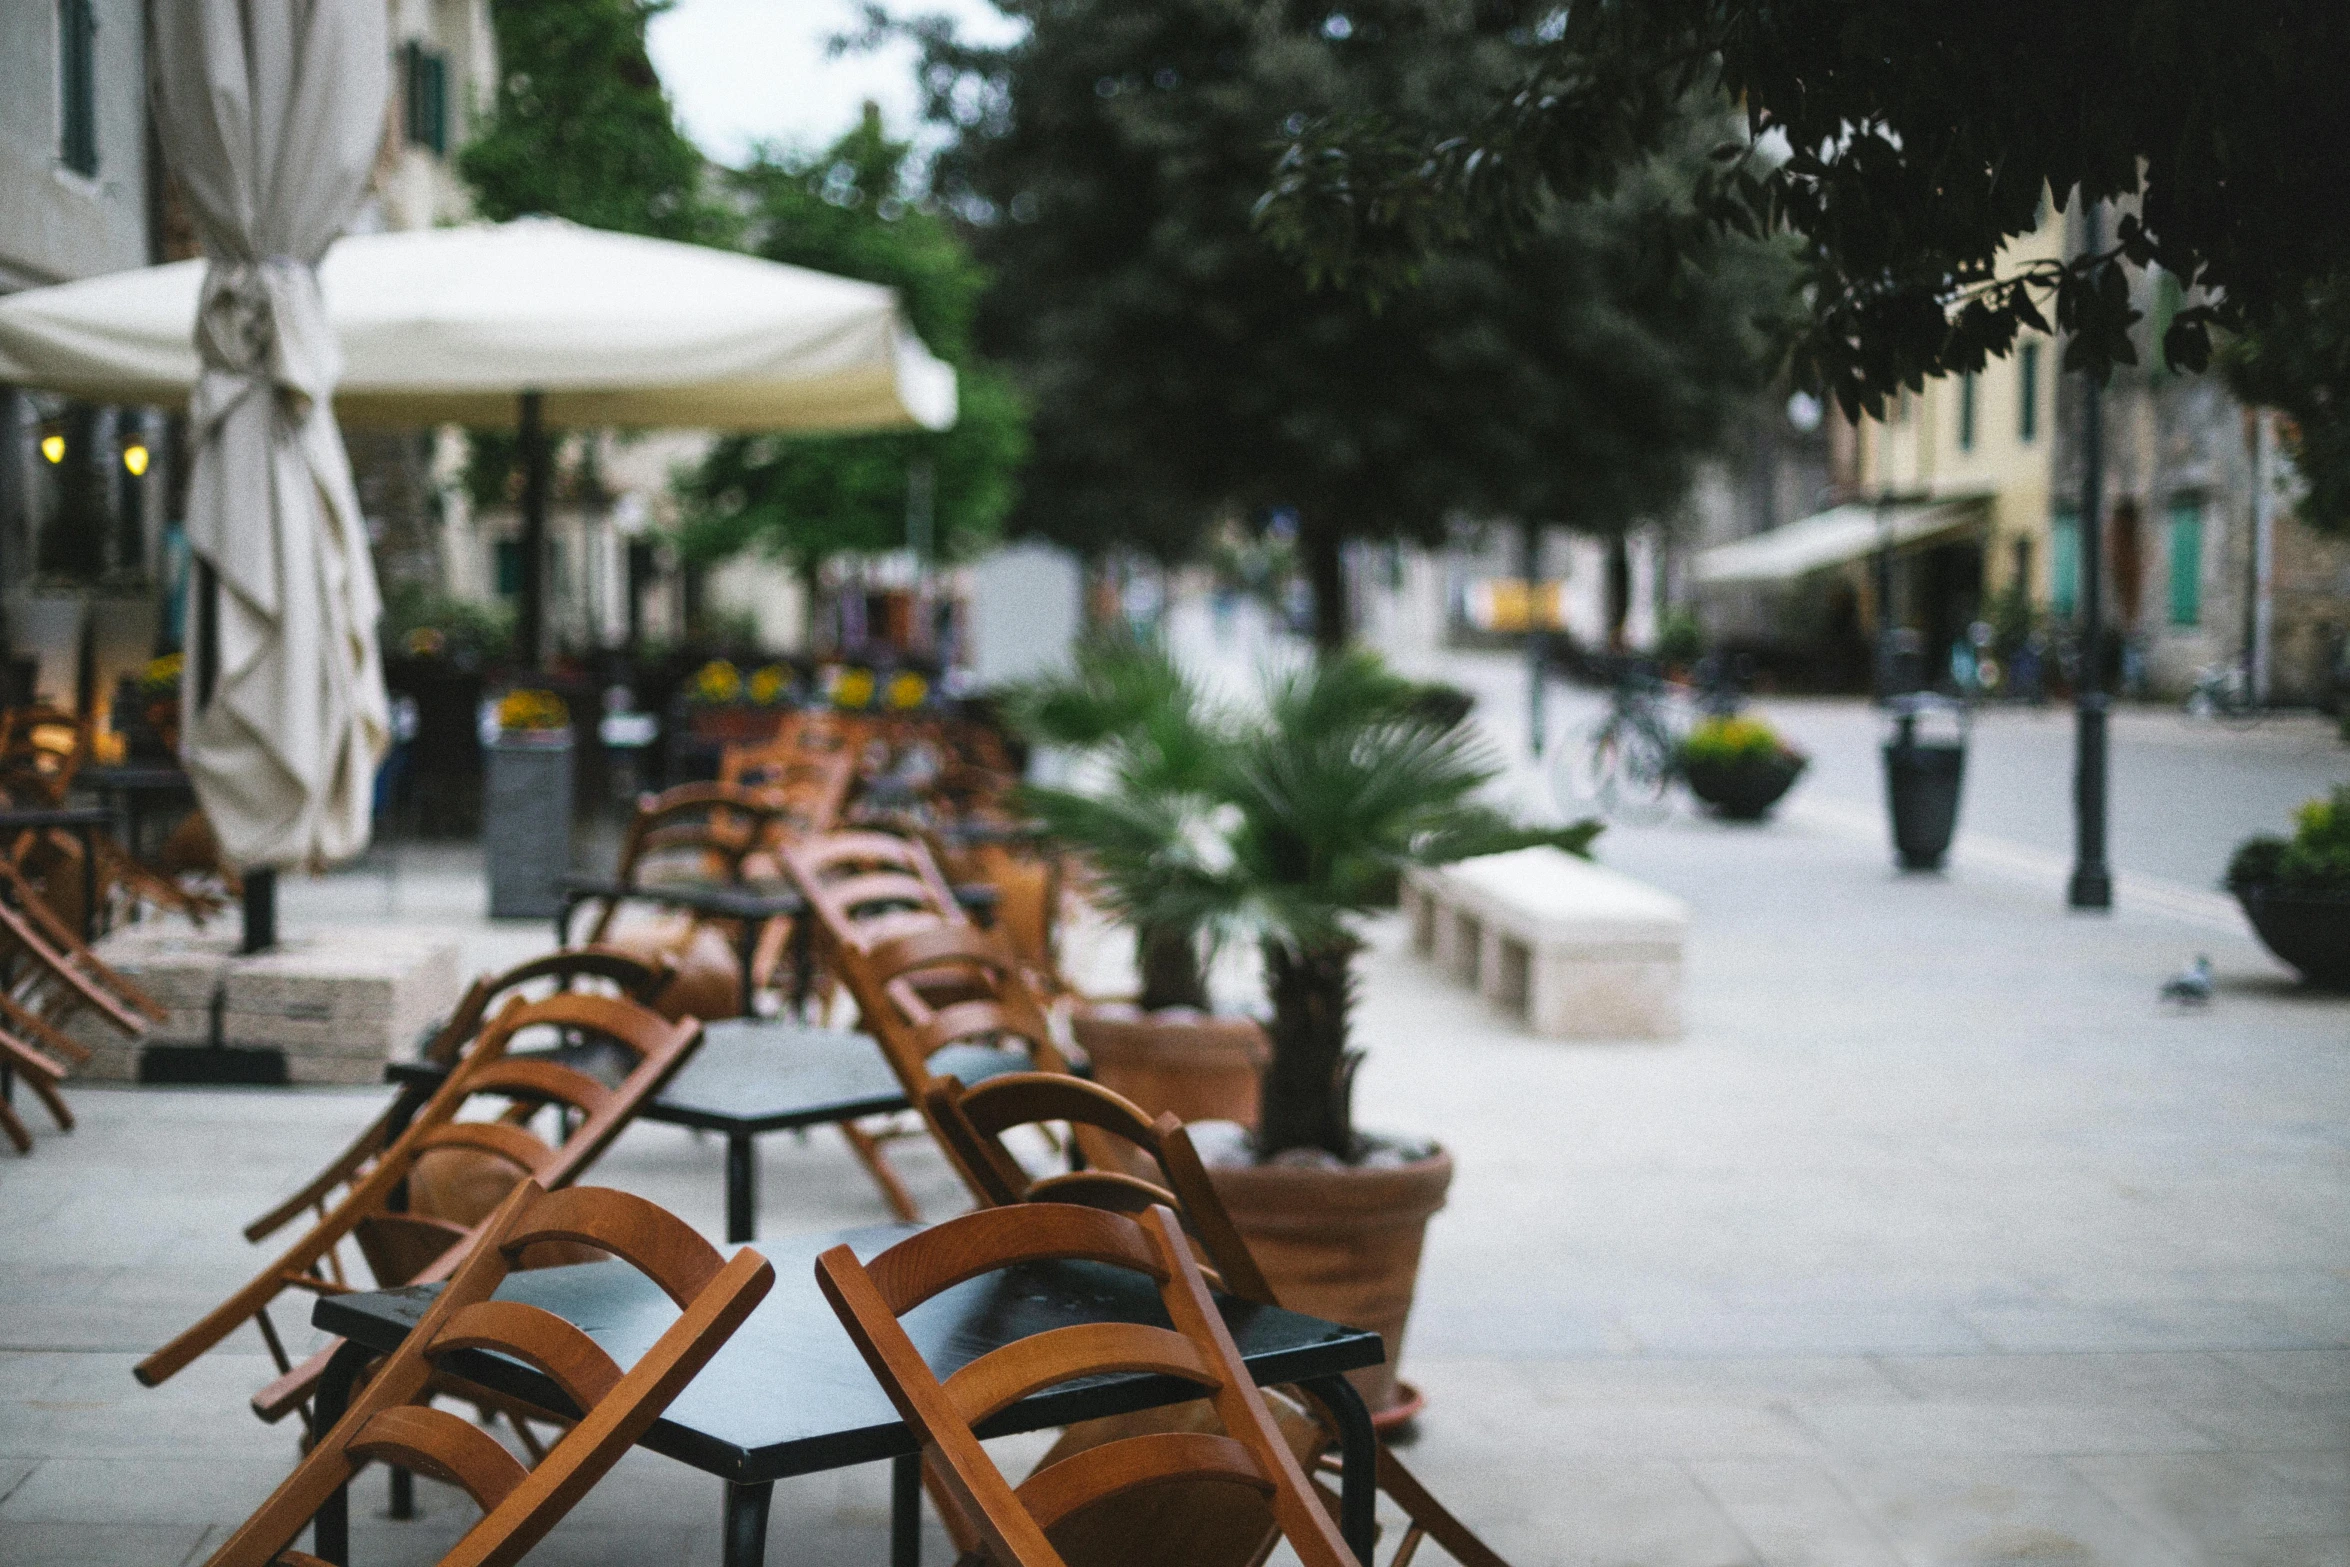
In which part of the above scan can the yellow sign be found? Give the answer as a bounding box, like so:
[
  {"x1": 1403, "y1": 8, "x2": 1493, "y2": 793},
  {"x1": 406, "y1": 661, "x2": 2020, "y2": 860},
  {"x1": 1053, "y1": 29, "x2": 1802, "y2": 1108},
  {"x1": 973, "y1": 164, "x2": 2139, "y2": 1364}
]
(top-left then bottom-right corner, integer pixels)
[{"x1": 1465, "y1": 578, "x2": 1565, "y2": 633}]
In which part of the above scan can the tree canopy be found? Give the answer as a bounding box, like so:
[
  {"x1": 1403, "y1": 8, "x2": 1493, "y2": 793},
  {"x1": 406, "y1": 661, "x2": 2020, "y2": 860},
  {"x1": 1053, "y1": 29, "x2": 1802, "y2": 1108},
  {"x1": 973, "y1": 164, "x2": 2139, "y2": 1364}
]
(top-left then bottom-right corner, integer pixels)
[
  {"x1": 881, "y1": 0, "x2": 1794, "y2": 646},
  {"x1": 460, "y1": 0, "x2": 735, "y2": 245},
  {"x1": 1258, "y1": 0, "x2": 2350, "y2": 437},
  {"x1": 673, "y1": 110, "x2": 1027, "y2": 577}
]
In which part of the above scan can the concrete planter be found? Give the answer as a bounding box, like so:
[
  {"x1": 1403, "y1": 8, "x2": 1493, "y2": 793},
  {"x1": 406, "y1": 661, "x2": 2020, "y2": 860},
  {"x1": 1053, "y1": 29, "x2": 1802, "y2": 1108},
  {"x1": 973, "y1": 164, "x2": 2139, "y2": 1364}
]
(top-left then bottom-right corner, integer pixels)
[{"x1": 485, "y1": 730, "x2": 573, "y2": 919}]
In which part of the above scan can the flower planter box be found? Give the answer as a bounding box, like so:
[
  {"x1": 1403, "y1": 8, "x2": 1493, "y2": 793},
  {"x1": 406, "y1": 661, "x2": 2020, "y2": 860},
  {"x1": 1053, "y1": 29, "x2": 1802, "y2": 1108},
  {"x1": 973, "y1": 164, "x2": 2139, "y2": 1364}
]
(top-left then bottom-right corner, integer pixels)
[
  {"x1": 484, "y1": 730, "x2": 573, "y2": 919},
  {"x1": 2235, "y1": 887, "x2": 2350, "y2": 990},
  {"x1": 1683, "y1": 751, "x2": 1806, "y2": 821}
]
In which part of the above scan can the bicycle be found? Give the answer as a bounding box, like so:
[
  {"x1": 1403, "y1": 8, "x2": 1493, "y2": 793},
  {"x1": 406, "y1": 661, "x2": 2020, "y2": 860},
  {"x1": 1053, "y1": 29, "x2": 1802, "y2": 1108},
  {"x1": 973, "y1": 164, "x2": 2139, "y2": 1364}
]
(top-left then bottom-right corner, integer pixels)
[
  {"x1": 2184, "y1": 661, "x2": 2265, "y2": 727},
  {"x1": 1550, "y1": 665, "x2": 1679, "y2": 823}
]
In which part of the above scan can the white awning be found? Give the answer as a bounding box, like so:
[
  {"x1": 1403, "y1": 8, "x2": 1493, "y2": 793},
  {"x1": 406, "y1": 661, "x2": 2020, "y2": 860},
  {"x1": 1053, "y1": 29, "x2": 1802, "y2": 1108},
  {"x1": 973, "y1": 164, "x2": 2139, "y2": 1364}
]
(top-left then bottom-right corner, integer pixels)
[{"x1": 1692, "y1": 497, "x2": 1990, "y2": 586}]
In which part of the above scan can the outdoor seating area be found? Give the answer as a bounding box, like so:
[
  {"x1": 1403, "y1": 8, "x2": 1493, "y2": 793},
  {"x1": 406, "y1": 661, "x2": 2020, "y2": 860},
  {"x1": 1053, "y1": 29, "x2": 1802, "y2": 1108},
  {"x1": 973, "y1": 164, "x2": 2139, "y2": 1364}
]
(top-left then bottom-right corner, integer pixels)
[{"x1": 6, "y1": 3, "x2": 2350, "y2": 1563}]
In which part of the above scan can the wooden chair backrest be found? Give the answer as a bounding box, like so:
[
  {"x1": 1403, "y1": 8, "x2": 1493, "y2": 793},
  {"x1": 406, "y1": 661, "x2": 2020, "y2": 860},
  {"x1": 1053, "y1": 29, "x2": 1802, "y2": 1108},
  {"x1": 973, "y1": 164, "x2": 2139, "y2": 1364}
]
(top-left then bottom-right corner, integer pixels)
[
  {"x1": 816, "y1": 1202, "x2": 1356, "y2": 1567},
  {"x1": 717, "y1": 740, "x2": 857, "y2": 831},
  {"x1": 839, "y1": 922, "x2": 1073, "y2": 1097},
  {"x1": 204, "y1": 1181, "x2": 773, "y2": 1567},
  {"x1": 612, "y1": 783, "x2": 784, "y2": 884},
  {"x1": 924, "y1": 1072, "x2": 1275, "y2": 1305},
  {"x1": 135, "y1": 992, "x2": 702, "y2": 1389},
  {"x1": 777, "y1": 828, "x2": 968, "y2": 957},
  {"x1": 240, "y1": 947, "x2": 677, "y2": 1248},
  {"x1": 0, "y1": 704, "x2": 85, "y2": 807}
]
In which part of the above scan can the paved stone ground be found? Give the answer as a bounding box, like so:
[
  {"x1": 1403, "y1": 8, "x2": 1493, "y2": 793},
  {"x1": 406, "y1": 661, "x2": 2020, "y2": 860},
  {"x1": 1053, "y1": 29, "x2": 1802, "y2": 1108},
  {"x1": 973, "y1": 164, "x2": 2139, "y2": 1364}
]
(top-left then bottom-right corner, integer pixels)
[{"x1": 4, "y1": 637, "x2": 2348, "y2": 1563}]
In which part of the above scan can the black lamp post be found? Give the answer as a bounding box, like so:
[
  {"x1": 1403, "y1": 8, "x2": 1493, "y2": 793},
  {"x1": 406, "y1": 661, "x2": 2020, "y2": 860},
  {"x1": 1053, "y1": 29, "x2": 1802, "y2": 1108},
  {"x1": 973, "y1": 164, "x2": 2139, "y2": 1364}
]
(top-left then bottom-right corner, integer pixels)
[{"x1": 2067, "y1": 201, "x2": 2113, "y2": 911}]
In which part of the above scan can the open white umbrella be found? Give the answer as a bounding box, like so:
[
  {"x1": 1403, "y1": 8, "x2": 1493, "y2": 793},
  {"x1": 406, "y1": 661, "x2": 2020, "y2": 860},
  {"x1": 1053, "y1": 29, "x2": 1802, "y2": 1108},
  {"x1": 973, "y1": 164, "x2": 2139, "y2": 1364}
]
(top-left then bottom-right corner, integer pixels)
[
  {"x1": 0, "y1": 218, "x2": 962, "y2": 673},
  {"x1": 141, "y1": 0, "x2": 391, "y2": 905},
  {"x1": 0, "y1": 217, "x2": 959, "y2": 434}
]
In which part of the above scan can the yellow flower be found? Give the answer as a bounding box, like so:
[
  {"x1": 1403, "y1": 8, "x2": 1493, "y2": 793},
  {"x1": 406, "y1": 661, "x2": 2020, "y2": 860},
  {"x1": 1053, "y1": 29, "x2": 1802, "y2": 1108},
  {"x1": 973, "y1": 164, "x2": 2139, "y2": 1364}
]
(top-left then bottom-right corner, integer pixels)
[
  {"x1": 497, "y1": 688, "x2": 569, "y2": 732},
  {"x1": 885, "y1": 670, "x2": 928, "y2": 710},
  {"x1": 747, "y1": 664, "x2": 790, "y2": 705},
  {"x1": 139, "y1": 652, "x2": 185, "y2": 692},
  {"x1": 833, "y1": 668, "x2": 877, "y2": 709},
  {"x1": 693, "y1": 659, "x2": 743, "y2": 703},
  {"x1": 404, "y1": 626, "x2": 446, "y2": 658}
]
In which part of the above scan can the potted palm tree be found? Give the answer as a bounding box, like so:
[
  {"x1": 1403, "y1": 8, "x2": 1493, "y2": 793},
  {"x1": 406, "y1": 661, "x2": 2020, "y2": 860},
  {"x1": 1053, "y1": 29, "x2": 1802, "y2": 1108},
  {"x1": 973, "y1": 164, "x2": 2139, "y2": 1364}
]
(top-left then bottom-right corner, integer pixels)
[
  {"x1": 1194, "y1": 653, "x2": 1599, "y2": 1421},
  {"x1": 1011, "y1": 641, "x2": 1270, "y2": 1125}
]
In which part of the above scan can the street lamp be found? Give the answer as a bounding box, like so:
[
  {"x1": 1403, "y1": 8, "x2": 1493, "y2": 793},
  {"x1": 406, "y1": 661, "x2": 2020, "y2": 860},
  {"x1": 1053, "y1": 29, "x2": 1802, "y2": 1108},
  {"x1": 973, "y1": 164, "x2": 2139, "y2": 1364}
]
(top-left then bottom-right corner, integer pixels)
[{"x1": 2068, "y1": 200, "x2": 2113, "y2": 911}]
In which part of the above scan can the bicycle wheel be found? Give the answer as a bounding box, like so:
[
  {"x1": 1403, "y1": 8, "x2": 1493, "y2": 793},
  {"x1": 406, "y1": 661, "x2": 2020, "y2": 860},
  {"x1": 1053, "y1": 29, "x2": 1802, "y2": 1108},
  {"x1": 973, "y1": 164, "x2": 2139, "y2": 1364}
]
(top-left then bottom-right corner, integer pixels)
[
  {"x1": 1549, "y1": 720, "x2": 1616, "y2": 816},
  {"x1": 1607, "y1": 727, "x2": 1676, "y2": 824}
]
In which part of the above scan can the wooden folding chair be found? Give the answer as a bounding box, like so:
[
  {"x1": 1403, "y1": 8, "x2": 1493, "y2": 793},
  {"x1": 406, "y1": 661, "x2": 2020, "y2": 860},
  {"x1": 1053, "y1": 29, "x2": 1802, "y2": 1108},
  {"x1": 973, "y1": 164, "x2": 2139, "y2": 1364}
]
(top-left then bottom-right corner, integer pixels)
[
  {"x1": 779, "y1": 828, "x2": 969, "y2": 957},
  {"x1": 135, "y1": 992, "x2": 701, "y2": 1426},
  {"x1": 818, "y1": 1201, "x2": 1360, "y2": 1567},
  {"x1": 240, "y1": 947, "x2": 675, "y2": 1249},
  {"x1": 926, "y1": 1072, "x2": 1512, "y2": 1567},
  {"x1": 203, "y1": 1180, "x2": 773, "y2": 1567},
  {"x1": 0, "y1": 854, "x2": 164, "y2": 1059},
  {"x1": 0, "y1": 702, "x2": 85, "y2": 807}
]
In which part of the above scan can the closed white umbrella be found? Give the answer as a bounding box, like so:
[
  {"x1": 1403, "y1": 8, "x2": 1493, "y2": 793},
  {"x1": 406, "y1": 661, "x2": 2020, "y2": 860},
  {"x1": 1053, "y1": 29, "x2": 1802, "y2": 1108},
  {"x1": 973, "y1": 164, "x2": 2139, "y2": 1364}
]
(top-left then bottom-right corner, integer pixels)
[
  {"x1": 0, "y1": 218, "x2": 959, "y2": 433},
  {"x1": 145, "y1": 0, "x2": 392, "y2": 891}
]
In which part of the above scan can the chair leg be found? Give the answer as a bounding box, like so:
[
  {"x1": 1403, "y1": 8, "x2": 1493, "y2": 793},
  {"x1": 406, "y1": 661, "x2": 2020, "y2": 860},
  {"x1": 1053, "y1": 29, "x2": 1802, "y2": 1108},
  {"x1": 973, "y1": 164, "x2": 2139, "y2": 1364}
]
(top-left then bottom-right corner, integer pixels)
[
  {"x1": 0, "y1": 1034, "x2": 71, "y2": 1132},
  {"x1": 1374, "y1": 1447, "x2": 1514, "y2": 1567},
  {"x1": 837, "y1": 1119, "x2": 921, "y2": 1222},
  {"x1": 0, "y1": 1098, "x2": 31, "y2": 1153}
]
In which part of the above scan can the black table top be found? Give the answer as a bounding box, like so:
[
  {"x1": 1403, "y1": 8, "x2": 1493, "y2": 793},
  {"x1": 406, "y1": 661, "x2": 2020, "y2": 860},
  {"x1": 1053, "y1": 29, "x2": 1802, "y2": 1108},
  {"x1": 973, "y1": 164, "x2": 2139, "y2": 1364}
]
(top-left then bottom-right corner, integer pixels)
[
  {"x1": 314, "y1": 1224, "x2": 1384, "y2": 1485},
  {"x1": 563, "y1": 875, "x2": 1000, "y2": 922},
  {"x1": 78, "y1": 765, "x2": 197, "y2": 793},
  {"x1": 0, "y1": 804, "x2": 114, "y2": 828},
  {"x1": 385, "y1": 1016, "x2": 1032, "y2": 1135}
]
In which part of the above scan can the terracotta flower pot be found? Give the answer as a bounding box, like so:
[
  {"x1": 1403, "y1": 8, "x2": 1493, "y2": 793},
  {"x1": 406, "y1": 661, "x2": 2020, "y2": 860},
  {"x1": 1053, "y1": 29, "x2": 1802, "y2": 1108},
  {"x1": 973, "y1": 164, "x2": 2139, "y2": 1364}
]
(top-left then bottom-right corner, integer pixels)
[
  {"x1": 1072, "y1": 1005, "x2": 1269, "y2": 1127},
  {"x1": 1204, "y1": 1142, "x2": 1453, "y2": 1418}
]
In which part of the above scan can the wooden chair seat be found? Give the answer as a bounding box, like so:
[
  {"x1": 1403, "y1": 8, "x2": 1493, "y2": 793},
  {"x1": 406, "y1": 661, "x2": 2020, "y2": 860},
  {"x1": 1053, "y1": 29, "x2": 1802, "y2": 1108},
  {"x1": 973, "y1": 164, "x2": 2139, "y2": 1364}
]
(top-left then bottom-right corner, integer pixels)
[
  {"x1": 202, "y1": 1181, "x2": 772, "y2": 1567},
  {"x1": 817, "y1": 1201, "x2": 1358, "y2": 1567}
]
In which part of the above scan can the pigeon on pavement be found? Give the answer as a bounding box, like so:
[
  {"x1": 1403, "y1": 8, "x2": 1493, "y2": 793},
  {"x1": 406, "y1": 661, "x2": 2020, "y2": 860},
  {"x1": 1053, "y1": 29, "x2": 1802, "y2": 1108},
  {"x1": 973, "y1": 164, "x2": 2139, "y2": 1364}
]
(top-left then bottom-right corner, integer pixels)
[{"x1": 2161, "y1": 955, "x2": 2215, "y2": 1005}]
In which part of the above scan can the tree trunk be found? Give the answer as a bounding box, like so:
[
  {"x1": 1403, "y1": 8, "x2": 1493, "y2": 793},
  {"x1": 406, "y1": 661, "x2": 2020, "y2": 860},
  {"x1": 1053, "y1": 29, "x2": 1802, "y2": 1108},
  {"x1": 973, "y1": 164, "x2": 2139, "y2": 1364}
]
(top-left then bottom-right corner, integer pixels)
[
  {"x1": 1299, "y1": 512, "x2": 1348, "y2": 653},
  {"x1": 1256, "y1": 937, "x2": 1362, "y2": 1161},
  {"x1": 1135, "y1": 920, "x2": 1211, "y2": 1013}
]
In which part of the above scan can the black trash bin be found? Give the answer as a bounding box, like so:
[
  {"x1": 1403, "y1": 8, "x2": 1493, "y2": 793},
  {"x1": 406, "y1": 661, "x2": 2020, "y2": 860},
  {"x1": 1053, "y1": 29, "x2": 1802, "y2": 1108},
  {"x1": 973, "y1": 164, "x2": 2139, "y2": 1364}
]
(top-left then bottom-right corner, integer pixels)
[{"x1": 1882, "y1": 694, "x2": 1967, "y2": 871}]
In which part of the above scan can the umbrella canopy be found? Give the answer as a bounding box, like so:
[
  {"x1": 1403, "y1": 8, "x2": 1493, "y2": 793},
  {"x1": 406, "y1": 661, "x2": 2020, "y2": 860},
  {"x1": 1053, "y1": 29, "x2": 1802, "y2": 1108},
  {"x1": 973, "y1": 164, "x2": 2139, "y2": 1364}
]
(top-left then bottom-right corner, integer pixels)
[
  {"x1": 147, "y1": 0, "x2": 392, "y2": 873},
  {"x1": 0, "y1": 218, "x2": 959, "y2": 434}
]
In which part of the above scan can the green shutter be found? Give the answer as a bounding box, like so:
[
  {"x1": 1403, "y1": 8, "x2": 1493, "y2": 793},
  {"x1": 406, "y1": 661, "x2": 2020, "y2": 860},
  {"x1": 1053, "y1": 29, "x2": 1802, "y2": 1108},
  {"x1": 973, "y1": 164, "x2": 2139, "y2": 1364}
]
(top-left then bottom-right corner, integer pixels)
[
  {"x1": 2051, "y1": 507, "x2": 2078, "y2": 617},
  {"x1": 2018, "y1": 343, "x2": 2040, "y2": 443},
  {"x1": 2167, "y1": 499, "x2": 2203, "y2": 626},
  {"x1": 404, "y1": 43, "x2": 449, "y2": 156},
  {"x1": 495, "y1": 538, "x2": 523, "y2": 597},
  {"x1": 1958, "y1": 372, "x2": 1977, "y2": 450}
]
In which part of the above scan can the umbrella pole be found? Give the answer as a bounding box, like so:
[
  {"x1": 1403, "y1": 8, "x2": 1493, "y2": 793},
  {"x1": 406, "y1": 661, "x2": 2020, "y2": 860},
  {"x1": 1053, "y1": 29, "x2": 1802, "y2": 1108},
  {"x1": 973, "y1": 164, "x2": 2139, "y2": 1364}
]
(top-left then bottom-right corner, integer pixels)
[{"x1": 517, "y1": 390, "x2": 549, "y2": 670}]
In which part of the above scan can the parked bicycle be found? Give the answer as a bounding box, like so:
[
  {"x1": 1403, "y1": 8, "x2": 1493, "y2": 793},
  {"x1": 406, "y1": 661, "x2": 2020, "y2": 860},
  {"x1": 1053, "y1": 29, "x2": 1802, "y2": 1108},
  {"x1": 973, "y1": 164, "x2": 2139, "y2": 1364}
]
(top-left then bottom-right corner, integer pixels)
[
  {"x1": 2184, "y1": 660, "x2": 2264, "y2": 727},
  {"x1": 1550, "y1": 663, "x2": 1679, "y2": 822}
]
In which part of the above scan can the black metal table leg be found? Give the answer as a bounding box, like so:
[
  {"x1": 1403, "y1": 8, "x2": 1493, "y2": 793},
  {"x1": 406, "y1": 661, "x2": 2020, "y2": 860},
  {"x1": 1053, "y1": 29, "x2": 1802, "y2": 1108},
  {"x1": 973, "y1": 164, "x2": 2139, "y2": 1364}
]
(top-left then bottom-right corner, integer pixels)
[
  {"x1": 388, "y1": 1464, "x2": 415, "y2": 1519},
  {"x1": 891, "y1": 1451, "x2": 922, "y2": 1567},
  {"x1": 726, "y1": 1132, "x2": 757, "y2": 1244},
  {"x1": 311, "y1": 1339, "x2": 373, "y2": 1564},
  {"x1": 1302, "y1": 1374, "x2": 1377, "y2": 1566},
  {"x1": 77, "y1": 823, "x2": 98, "y2": 942},
  {"x1": 723, "y1": 1479, "x2": 773, "y2": 1567},
  {"x1": 738, "y1": 922, "x2": 759, "y2": 1018}
]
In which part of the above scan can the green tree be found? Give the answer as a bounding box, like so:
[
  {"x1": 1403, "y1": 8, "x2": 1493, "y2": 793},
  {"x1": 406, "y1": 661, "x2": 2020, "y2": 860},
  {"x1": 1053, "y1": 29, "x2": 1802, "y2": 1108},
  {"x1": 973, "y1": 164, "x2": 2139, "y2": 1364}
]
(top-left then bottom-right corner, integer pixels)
[
  {"x1": 881, "y1": 0, "x2": 1791, "y2": 649},
  {"x1": 460, "y1": 0, "x2": 734, "y2": 245},
  {"x1": 1259, "y1": 0, "x2": 2349, "y2": 416},
  {"x1": 2223, "y1": 280, "x2": 2350, "y2": 535},
  {"x1": 675, "y1": 110, "x2": 1027, "y2": 593}
]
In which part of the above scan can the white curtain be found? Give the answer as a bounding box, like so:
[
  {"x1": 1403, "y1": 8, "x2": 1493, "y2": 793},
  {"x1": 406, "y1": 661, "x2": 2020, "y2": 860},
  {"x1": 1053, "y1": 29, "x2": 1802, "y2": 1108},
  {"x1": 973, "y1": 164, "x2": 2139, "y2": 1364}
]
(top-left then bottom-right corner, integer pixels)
[{"x1": 152, "y1": 0, "x2": 391, "y2": 868}]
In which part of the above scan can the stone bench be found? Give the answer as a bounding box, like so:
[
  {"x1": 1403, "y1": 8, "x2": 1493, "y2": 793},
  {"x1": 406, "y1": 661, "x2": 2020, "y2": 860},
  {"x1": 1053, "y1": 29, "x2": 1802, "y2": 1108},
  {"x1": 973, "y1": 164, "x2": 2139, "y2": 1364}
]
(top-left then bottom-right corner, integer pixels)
[
  {"x1": 64, "y1": 923, "x2": 462, "y2": 1085},
  {"x1": 1403, "y1": 847, "x2": 1687, "y2": 1039}
]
